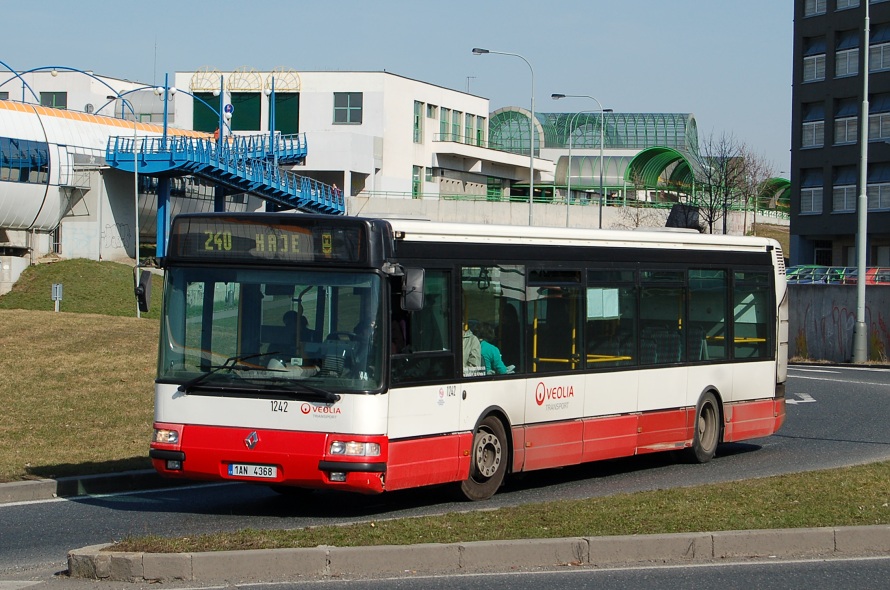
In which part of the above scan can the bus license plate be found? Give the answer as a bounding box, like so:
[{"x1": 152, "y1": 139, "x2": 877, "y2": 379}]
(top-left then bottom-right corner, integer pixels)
[{"x1": 227, "y1": 463, "x2": 277, "y2": 479}]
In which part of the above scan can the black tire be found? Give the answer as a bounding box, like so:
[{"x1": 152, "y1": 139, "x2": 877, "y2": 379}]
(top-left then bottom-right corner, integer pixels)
[
  {"x1": 688, "y1": 391, "x2": 720, "y2": 463},
  {"x1": 460, "y1": 416, "x2": 508, "y2": 501}
]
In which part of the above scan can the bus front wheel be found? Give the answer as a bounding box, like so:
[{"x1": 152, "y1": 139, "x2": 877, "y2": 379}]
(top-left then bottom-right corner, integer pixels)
[
  {"x1": 460, "y1": 416, "x2": 508, "y2": 501},
  {"x1": 688, "y1": 392, "x2": 720, "y2": 463}
]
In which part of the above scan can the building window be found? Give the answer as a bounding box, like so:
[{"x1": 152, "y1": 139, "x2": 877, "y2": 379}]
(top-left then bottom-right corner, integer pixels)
[
  {"x1": 804, "y1": 36, "x2": 827, "y2": 82},
  {"x1": 800, "y1": 168, "x2": 824, "y2": 214},
  {"x1": 440, "y1": 108, "x2": 450, "y2": 140},
  {"x1": 836, "y1": 48, "x2": 859, "y2": 77},
  {"x1": 452, "y1": 111, "x2": 462, "y2": 143},
  {"x1": 834, "y1": 98, "x2": 859, "y2": 145},
  {"x1": 476, "y1": 116, "x2": 486, "y2": 147},
  {"x1": 271, "y1": 93, "x2": 300, "y2": 135},
  {"x1": 40, "y1": 92, "x2": 67, "y2": 109},
  {"x1": 425, "y1": 167, "x2": 434, "y2": 182},
  {"x1": 871, "y1": 25, "x2": 890, "y2": 72},
  {"x1": 867, "y1": 183, "x2": 890, "y2": 210},
  {"x1": 835, "y1": 116, "x2": 858, "y2": 144},
  {"x1": 801, "y1": 187, "x2": 824, "y2": 214},
  {"x1": 813, "y1": 241, "x2": 833, "y2": 266},
  {"x1": 833, "y1": 167, "x2": 857, "y2": 213},
  {"x1": 412, "y1": 165, "x2": 422, "y2": 198},
  {"x1": 833, "y1": 185, "x2": 857, "y2": 212},
  {"x1": 192, "y1": 92, "x2": 218, "y2": 133},
  {"x1": 869, "y1": 112, "x2": 890, "y2": 140},
  {"x1": 804, "y1": 0, "x2": 826, "y2": 16},
  {"x1": 0, "y1": 92, "x2": 8, "y2": 100},
  {"x1": 427, "y1": 104, "x2": 437, "y2": 118},
  {"x1": 869, "y1": 94, "x2": 890, "y2": 140},
  {"x1": 836, "y1": 30, "x2": 860, "y2": 78},
  {"x1": 230, "y1": 92, "x2": 261, "y2": 131},
  {"x1": 414, "y1": 100, "x2": 423, "y2": 144},
  {"x1": 870, "y1": 42, "x2": 890, "y2": 72},
  {"x1": 333, "y1": 92, "x2": 362, "y2": 124},
  {"x1": 802, "y1": 102, "x2": 825, "y2": 148},
  {"x1": 802, "y1": 120, "x2": 825, "y2": 148},
  {"x1": 464, "y1": 113, "x2": 474, "y2": 145},
  {"x1": 837, "y1": 0, "x2": 860, "y2": 9},
  {"x1": 803, "y1": 54, "x2": 826, "y2": 82},
  {"x1": 0, "y1": 136, "x2": 50, "y2": 184}
]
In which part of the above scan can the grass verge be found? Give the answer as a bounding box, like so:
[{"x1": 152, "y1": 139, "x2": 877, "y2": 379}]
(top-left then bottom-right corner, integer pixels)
[
  {"x1": 0, "y1": 309, "x2": 157, "y2": 481},
  {"x1": 111, "y1": 460, "x2": 889, "y2": 552}
]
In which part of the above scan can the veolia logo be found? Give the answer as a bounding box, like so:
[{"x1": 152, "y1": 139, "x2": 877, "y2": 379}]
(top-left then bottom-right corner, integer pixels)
[
  {"x1": 301, "y1": 403, "x2": 342, "y2": 415},
  {"x1": 535, "y1": 382, "x2": 575, "y2": 406}
]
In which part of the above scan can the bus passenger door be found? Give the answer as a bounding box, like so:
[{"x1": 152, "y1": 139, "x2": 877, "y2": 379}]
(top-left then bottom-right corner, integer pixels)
[{"x1": 386, "y1": 270, "x2": 463, "y2": 490}]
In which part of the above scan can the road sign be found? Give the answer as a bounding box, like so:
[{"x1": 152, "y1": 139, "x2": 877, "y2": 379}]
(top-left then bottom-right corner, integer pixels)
[{"x1": 224, "y1": 103, "x2": 234, "y2": 114}]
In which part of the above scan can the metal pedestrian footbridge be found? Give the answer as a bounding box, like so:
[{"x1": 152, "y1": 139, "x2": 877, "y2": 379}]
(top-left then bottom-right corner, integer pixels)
[{"x1": 106, "y1": 133, "x2": 345, "y2": 215}]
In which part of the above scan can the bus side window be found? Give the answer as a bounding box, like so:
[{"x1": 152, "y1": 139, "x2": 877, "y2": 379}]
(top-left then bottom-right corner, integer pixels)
[
  {"x1": 639, "y1": 270, "x2": 686, "y2": 366},
  {"x1": 461, "y1": 265, "x2": 525, "y2": 377},
  {"x1": 732, "y1": 271, "x2": 772, "y2": 359},
  {"x1": 585, "y1": 269, "x2": 637, "y2": 369},
  {"x1": 392, "y1": 270, "x2": 453, "y2": 385},
  {"x1": 532, "y1": 291, "x2": 581, "y2": 373},
  {"x1": 689, "y1": 269, "x2": 727, "y2": 361}
]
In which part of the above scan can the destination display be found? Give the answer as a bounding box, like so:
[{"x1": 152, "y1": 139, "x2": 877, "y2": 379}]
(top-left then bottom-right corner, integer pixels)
[{"x1": 168, "y1": 215, "x2": 367, "y2": 264}]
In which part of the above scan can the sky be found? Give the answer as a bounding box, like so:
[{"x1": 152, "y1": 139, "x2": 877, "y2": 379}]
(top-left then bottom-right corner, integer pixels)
[{"x1": 4, "y1": 0, "x2": 793, "y2": 173}]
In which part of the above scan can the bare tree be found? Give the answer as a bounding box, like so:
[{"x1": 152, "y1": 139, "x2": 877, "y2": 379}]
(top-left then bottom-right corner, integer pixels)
[
  {"x1": 737, "y1": 146, "x2": 775, "y2": 236},
  {"x1": 687, "y1": 131, "x2": 748, "y2": 234},
  {"x1": 614, "y1": 201, "x2": 664, "y2": 229}
]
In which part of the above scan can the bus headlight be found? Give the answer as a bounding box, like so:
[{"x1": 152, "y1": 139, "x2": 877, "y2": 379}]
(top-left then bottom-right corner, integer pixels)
[
  {"x1": 329, "y1": 441, "x2": 381, "y2": 457},
  {"x1": 153, "y1": 428, "x2": 180, "y2": 444}
]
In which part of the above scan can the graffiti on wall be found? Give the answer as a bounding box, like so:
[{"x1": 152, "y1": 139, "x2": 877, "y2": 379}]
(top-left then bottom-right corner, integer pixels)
[
  {"x1": 789, "y1": 287, "x2": 890, "y2": 363},
  {"x1": 102, "y1": 223, "x2": 132, "y2": 251}
]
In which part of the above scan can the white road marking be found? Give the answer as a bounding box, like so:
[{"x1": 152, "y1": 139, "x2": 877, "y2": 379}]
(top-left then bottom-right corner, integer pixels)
[{"x1": 786, "y1": 392, "x2": 817, "y2": 405}]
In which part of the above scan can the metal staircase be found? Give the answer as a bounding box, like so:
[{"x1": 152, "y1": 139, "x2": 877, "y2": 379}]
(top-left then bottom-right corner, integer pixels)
[{"x1": 106, "y1": 133, "x2": 345, "y2": 215}]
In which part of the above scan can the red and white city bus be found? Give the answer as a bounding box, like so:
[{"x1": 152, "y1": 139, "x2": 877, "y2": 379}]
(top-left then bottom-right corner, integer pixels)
[{"x1": 149, "y1": 213, "x2": 787, "y2": 501}]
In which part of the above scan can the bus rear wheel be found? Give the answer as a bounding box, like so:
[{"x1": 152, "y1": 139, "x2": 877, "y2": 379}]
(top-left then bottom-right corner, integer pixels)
[
  {"x1": 688, "y1": 392, "x2": 720, "y2": 463},
  {"x1": 460, "y1": 416, "x2": 508, "y2": 501}
]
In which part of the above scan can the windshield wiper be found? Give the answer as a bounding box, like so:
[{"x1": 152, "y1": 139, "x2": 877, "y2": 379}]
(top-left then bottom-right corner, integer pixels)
[
  {"x1": 183, "y1": 382, "x2": 340, "y2": 404},
  {"x1": 177, "y1": 352, "x2": 279, "y2": 394}
]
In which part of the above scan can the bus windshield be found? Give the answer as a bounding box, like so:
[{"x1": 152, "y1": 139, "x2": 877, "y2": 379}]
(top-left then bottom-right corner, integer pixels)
[{"x1": 158, "y1": 267, "x2": 384, "y2": 393}]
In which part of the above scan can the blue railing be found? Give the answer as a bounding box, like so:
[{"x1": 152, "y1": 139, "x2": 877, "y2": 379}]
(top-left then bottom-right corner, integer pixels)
[{"x1": 106, "y1": 133, "x2": 344, "y2": 215}]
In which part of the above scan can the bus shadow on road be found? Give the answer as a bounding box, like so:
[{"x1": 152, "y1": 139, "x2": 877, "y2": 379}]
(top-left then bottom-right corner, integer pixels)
[{"x1": 70, "y1": 442, "x2": 765, "y2": 521}]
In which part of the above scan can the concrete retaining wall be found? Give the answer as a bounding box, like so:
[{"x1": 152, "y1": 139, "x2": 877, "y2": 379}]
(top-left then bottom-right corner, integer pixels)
[{"x1": 789, "y1": 285, "x2": 890, "y2": 362}]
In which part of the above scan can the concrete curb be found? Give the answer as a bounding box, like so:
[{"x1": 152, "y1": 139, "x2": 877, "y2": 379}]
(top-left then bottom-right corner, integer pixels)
[
  {"x1": 67, "y1": 525, "x2": 890, "y2": 583},
  {"x1": 0, "y1": 470, "x2": 186, "y2": 504}
]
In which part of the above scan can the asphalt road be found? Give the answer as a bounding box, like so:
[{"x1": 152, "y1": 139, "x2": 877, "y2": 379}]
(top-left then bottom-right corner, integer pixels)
[
  {"x1": 208, "y1": 556, "x2": 890, "y2": 590},
  {"x1": 1, "y1": 365, "x2": 888, "y2": 580}
]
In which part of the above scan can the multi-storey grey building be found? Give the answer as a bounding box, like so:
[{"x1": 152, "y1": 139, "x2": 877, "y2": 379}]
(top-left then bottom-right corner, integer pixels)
[{"x1": 792, "y1": 0, "x2": 890, "y2": 266}]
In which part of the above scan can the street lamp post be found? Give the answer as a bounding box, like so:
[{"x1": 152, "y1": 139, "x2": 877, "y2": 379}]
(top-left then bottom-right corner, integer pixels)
[
  {"x1": 551, "y1": 94, "x2": 610, "y2": 228},
  {"x1": 472, "y1": 47, "x2": 535, "y2": 225},
  {"x1": 853, "y1": 3, "x2": 871, "y2": 363},
  {"x1": 107, "y1": 94, "x2": 140, "y2": 318}
]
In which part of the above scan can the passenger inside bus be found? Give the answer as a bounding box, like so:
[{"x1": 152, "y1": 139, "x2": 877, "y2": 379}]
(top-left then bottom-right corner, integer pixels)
[{"x1": 477, "y1": 322, "x2": 513, "y2": 375}]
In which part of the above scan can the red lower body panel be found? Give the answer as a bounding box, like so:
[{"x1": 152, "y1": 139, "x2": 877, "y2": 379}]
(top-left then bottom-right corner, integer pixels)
[
  {"x1": 150, "y1": 397, "x2": 784, "y2": 495},
  {"x1": 385, "y1": 433, "x2": 471, "y2": 491},
  {"x1": 723, "y1": 398, "x2": 786, "y2": 442}
]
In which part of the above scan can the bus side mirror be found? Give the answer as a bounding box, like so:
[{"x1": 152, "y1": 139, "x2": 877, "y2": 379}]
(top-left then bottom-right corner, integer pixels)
[
  {"x1": 401, "y1": 268, "x2": 424, "y2": 312},
  {"x1": 135, "y1": 269, "x2": 152, "y2": 313}
]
